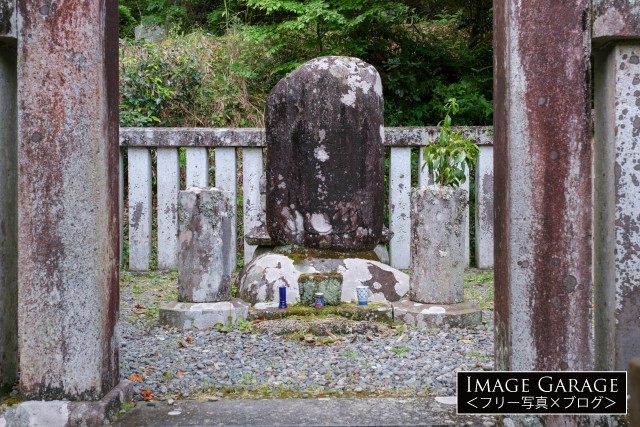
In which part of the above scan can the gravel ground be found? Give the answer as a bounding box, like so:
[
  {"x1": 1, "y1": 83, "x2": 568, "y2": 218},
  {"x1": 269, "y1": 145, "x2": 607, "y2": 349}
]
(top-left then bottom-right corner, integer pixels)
[{"x1": 119, "y1": 271, "x2": 494, "y2": 402}]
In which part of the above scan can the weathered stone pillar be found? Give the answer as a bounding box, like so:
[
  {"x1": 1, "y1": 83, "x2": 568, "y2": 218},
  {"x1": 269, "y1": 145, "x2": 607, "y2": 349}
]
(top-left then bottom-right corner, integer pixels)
[
  {"x1": 160, "y1": 187, "x2": 249, "y2": 331},
  {"x1": 17, "y1": 0, "x2": 121, "y2": 400},
  {"x1": 0, "y1": 0, "x2": 17, "y2": 392},
  {"x1": 410, "y1": 186, "x2": 466, "y2": 304},
  {"x1": 494, "y1": 0, "x2": 593, "y2": 381},
  {"x1": 592, "y1": 2, "x2": 640, "y2": 379},
  {"x1": 178, "y1": 187, "x2": 233, "y2": 303}
]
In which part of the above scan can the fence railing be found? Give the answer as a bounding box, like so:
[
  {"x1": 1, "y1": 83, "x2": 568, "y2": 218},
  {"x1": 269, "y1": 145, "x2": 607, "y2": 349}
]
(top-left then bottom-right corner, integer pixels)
[{"x1": 119, "y1": 127, "x2": 494, "y2": 271}]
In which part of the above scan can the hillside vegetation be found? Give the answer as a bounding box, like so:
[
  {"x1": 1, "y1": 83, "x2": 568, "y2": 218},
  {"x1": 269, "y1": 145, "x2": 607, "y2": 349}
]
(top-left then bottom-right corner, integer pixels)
[{"x1": 119, "y1": 0, "x2": 493, "y2": 127}]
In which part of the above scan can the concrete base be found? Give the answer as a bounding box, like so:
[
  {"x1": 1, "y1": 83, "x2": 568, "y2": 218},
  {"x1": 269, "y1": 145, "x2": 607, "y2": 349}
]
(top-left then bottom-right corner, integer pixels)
[
  {"x1": 0, "y1": 380, "x2": 132, "y2": 427},
  {"x1": 113, "y1": 397, "x2": 497, "y2": 427},
  {"x1": 392, "y1": 299, "x2": 482, "y2": 329},
  {"x1": 159, "y1": 299, "x2": 250, "y2": 330}
]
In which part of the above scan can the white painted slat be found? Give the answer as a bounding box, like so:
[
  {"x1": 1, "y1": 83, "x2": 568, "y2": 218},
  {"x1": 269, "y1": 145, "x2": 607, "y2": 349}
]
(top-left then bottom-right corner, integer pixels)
[
  {"x1": 389, "y1": 147, "x2": 412, "y2": 269},
  {"x1": 127, "y1": 148, "x2": 152, "y2": 271},
  {"x1": 119, "y1": 150, "x2": 123, "y2": 265},
  {"x1": 242, "y1": 148, "x2": 263, "y2": 263},
  {"x1": 157, "y1": 148, "x2": 180, "y2": 270},
  {"x1": 215, "y1": 147, "x2": 237, "y2": 270},
  {"x1": 475, "y1": 146, "x2": 494, "y2": 268},
  {"x1": 186, "y1": 147, "x2": 209, "y2": 188},
  {"x1": 461, "y1": 165, "x2": 470, "y2": 266},
  {"x1": 418, "y1": 147, "x2": 434, "y2": 188}
]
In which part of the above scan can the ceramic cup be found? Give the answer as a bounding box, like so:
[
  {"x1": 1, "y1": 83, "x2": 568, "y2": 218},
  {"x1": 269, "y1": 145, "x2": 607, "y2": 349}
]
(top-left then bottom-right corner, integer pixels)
[{"x1": 356, "y1": 286, "x2": 369, "y2": 306}]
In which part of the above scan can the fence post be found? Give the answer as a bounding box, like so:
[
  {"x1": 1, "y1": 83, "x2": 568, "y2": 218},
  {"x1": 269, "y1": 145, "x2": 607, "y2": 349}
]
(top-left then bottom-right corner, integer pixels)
[
  {"x1": 0, "y1": 0, "x2": 17, "y2": 391},
  {"x1": 493, "y1": 0, "x2": 593, "y2": 391},
  {"x1": 593, "y1": 3, "x2": 640, "y2": 379},
  {"x1": 127, "y1": 148, "x2": 152, "y2": 271},
  {"x1": 186, "y1": 147, "x2": 209, "y2": 187},
  {"x1": 215, "y1": 147, "x2": 237, "y2": 269},
  {"x1": 475, "y1": 146, "x2": 494, "y2": 269},
  {"x1": 242, "y1": 148, "x2": 263, "y2": 263},
  {"x1": 157, "y1": 148, "x2": 180, "y2": 270},
  {"x1": 389, "y1": 146, "x2": 411, "y2": 269}
]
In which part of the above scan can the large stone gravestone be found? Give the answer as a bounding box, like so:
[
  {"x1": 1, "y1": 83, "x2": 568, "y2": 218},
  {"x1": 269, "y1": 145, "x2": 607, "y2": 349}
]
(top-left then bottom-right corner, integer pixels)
[
  {"x1": 239, "y1": 57, "x2": 409, "y2": 307},
  {"x1": 265, "y1": 56, "x2": 384, "y2": 251}
]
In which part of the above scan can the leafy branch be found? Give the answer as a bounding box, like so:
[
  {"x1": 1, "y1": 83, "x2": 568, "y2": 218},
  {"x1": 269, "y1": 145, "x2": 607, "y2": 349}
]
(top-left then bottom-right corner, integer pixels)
[{"x1": 422, "y1": 98, "x2": 479, "y2": 188}]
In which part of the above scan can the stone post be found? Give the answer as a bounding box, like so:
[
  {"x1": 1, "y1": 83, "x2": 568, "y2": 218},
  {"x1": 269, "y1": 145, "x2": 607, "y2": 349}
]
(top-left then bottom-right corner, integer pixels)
[
  {"x1": 592, "y1": 2, "x2": 640, "y2": 379},
  {"x1": 17, "y1": 0, "x2": 121, "y2": 400},
  {"x1": 493, "y1": 0, "x2": 593, "y2": 382},
  {"x1": 178, "y1": 187, "x2": 233, "y2": 302},
  {"x1": 410, "y1": 185, "x2": 466, "y2": 304},
  {"x1": 0, "y1": 0, "x2": 17, "y2": 392},
  {"x1": 159, "y1": 187, "x2": 249, "y2": 331}
]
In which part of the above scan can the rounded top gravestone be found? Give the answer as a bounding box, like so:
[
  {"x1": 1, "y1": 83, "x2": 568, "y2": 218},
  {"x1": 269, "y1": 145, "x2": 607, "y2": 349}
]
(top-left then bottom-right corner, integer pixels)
[{"x1": 265, "y1": 56, "x2": 384, "y2": 251}]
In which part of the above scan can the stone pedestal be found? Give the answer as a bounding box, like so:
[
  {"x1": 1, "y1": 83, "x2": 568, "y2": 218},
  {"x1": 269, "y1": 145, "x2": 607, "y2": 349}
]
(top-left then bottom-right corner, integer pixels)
[
  {"x1": 160, "y1": 300, "x2": 250, "y2": 331},
  {"x1": 238, "y1": 248, "x2": 409, "y2": 306},
  {"x1": 392, "y1": 300, "x2": 482, "y2": 329},
  {"x1": 161, "y1": 187, "x2": 248, "y2": 330},
  {"x1": 178, "y1": 187, "x2": 233, "y2": 303},
  {"x1": 409, "y1": 185, "x2": 467, "y2": 304}
]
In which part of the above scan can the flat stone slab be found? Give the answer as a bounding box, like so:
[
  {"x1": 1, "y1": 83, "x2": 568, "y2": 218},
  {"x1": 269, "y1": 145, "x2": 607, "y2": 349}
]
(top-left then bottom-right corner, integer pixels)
[
  {"x1": 159, "y1": 299, "x2": 250, "y2": 330},
  {"x1": 392, "y1": 299, "x2": 483, "y2": 329},
  {"x1": 249, "y1": 301, "x2": 394, "y2": 324},
  {"x1": 0, "y1": 380, "x2": 132, "y2": 427},
  {"x1": 113, "y1": 398, "x2": 497, "y2": 427}
]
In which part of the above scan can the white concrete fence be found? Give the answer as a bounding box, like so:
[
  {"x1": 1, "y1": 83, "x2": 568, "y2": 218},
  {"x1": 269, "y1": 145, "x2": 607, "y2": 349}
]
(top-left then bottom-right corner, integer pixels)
[{"x1": 119, "y1": 126, "x2": 494, "y2": 272}]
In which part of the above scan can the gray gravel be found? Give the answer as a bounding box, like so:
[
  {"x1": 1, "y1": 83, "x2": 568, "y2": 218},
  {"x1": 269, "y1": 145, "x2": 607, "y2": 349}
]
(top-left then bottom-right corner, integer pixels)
[{"x1": 119, "y1": 289, "x2": 494, "y2": 401}]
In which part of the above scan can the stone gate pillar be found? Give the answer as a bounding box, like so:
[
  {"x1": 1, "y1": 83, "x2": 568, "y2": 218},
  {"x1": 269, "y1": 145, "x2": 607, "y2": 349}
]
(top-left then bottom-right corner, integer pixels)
[
  {"x1": 593, "y1": 2, "x2": 640, "y2": 377},
  {"x1": 0, "y1": 0, "x2": 17, "y2": 392},
  {"x1": 493, "y1": 0, "x2": 593, "y2": 380},
  {"x1": 17, "y1": 0, "x2": 121, "y2": 400}
]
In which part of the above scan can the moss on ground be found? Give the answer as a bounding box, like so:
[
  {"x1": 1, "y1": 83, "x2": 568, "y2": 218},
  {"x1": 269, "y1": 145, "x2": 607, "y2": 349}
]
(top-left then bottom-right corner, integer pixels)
[{"x1": 463, "y1": 269, "x2": 494, "y2": 310}]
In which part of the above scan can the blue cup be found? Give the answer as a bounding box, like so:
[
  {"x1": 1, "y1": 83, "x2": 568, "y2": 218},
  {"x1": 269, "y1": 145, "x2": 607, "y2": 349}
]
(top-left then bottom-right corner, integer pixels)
[{"x1": 278, "y1": 285, "x2": 287, "y2": 309}]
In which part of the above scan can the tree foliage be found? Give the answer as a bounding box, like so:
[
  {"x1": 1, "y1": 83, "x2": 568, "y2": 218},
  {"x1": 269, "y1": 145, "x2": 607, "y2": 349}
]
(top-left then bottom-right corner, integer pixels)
[{"x1": 118, "y1": 0, "x2": 493, "y2": 126}]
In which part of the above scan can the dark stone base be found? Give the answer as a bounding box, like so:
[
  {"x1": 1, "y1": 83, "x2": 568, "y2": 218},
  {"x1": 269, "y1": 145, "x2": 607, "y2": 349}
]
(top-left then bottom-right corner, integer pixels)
[{"x1": 0, "y1": 380, "x2": 133, "y2": 426}]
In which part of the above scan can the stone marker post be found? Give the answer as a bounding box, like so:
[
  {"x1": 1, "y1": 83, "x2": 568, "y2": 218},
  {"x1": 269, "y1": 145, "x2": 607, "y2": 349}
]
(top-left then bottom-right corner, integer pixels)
[
  {"x1": 592, "y1": 1, "x2": 640, "y2": 381},
  {"x1": 410, "y1": 186, "x2": 466, "y2": 304},
  {"x1": 178, "y1": 187, "x2": 233, "y2": 302},
  {"x1": 0, "y1": 0, "x2": 17, "y2": 392},
  {"x1": 493, "y1": 0, "x2": 593, "y2": 384},
  {"x1": 17, "y1": 0, "x2": 121, "y2": 400},
  {"x1": 159, "y1": 186, "x2": 250, "y2": 331}
]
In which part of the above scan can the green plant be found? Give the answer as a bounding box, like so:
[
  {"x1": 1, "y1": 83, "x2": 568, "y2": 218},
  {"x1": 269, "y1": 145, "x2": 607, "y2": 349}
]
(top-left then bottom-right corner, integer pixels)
[
  {"x1": 422, "y1": 98, "x2": 479, "y2": 187},
  {"x1": 390, "y1": 346, "x2": 410, "y2": 356},
  {"x1": 236, "y1": 318, "x2": 253, "y2": 333}
]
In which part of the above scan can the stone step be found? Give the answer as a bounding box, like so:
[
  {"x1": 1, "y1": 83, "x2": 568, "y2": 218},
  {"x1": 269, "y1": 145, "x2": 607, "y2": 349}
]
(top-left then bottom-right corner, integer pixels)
[{"x1": 113, "y1": 397, "x2": 497, "y2": 427}]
